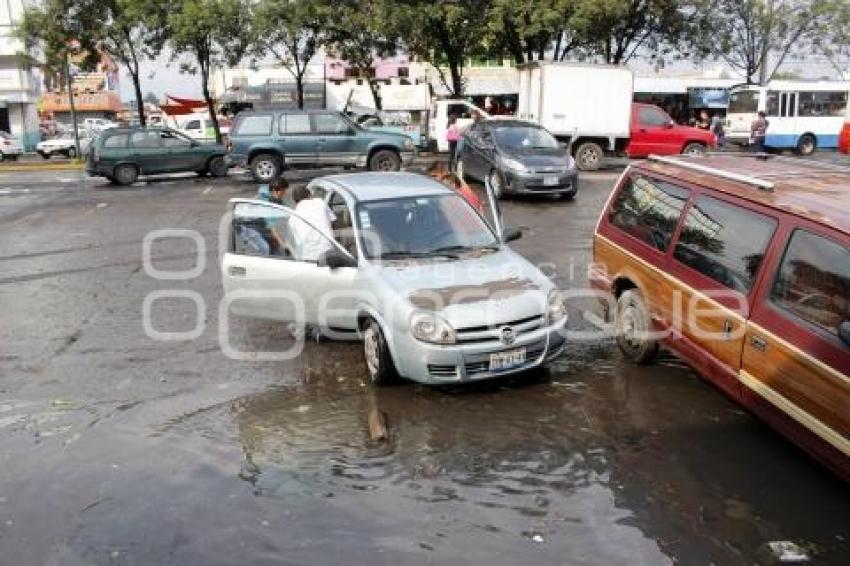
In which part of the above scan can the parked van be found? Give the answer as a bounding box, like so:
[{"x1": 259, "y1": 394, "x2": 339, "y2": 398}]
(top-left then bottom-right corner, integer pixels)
[
  {"x1": 590, "y1": 153, "x2": 849, "y2": 479},
  {"x1": 229, "y1": 109, "x2": 416, "y2": 183}
]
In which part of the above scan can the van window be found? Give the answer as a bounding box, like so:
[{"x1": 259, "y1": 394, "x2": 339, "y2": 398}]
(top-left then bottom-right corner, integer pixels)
[
  {"x1": 771, "y1": 229, "x2": 850, "y2": 339},
  {"x1": 608, "y1": 175, "x2": 690, "y2": 253},
  {"x1": 673, "y1": 196, "x2": 776, "y2": 293},
  {"x1": 235, "y1": 115, "x2": 273, "y2": 136},
  {"x1": 281, "y1": 114, "x2": 311, "y2": 135},
  {"x1": 103, "y1": 134, "x2": 128, "y2": 148}
]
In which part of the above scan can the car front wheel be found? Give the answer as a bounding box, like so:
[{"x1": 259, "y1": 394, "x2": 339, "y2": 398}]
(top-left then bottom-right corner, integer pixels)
[
  {"x1": 250, "y1": 153, "x2": 281, "y2": 182},
  {"x1": 362, "y1": 319, "x2": 397, "y2": 385},
  {"x1": 368, "y1": 149, "x2": 401, "y2": 172},
  {"x1": 208, "y1": 155, "x2": 228, "y2": 177},
  {"x1": 615, "y1": 289, "x2": 659, "y2": 365},
  {"x1": 682, "y1": 142, "x2": 706, "y2": 156}
]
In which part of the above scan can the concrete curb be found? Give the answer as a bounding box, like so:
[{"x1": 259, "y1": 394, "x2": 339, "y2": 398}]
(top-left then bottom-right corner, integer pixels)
[{"x1": 0, "y1": 162, "x2": 85, "y2": 172}]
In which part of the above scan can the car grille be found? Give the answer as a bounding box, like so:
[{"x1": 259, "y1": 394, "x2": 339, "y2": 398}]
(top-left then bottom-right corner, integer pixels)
[
  {"x1": 427, "y1": 364, "x2": 458, "y2": 378},
  {"x1": 528, "y1": 166, "x2": 566, "y2": 174},
  {"x1": 454, "y1": 314, "x2": 545, "y2": 344}
]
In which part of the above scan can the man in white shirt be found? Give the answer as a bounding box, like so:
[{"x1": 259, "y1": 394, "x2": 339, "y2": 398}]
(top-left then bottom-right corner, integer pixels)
[{"x1": 290, "y1": 186, "x2": 336, "y2": 261}]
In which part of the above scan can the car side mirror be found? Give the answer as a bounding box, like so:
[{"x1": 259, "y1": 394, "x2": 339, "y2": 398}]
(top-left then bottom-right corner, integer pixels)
[
  {"x1": 839, "y1": 321, "x2": 850, "y2": 347},
  {"x1": 664, "y1": 121, "x2": 675, "y2": 129},
  {"x1": 319, "y1": 248, "x2": 356, "y2": 269},
  {"x1": 502, "y1": 227, "x2": 522, "y2": 243}
]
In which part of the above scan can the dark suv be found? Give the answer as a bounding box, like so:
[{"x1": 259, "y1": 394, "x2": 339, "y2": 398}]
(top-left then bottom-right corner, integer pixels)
[
  {"x1": 86, "y1": 127, "x2": 228, "y2": 185},
  {"x1": 229, "y1": 109, "x2": 416, "y2": 182}
]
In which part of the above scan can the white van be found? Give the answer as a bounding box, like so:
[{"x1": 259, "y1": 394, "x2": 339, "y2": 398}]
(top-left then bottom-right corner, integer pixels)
[
  {"x1": 180, "y1": 117, "x2": 230, "y2": 141},
  {"x1": 428, "y1": 100, "x2": 489, "y2": 152}
]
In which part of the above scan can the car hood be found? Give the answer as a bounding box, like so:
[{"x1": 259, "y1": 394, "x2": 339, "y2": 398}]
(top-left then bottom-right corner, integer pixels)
[
  {"x1": 373, "y1": 247, "x2": 553, "y2": 327},
  {"x1": 500, "y1": 148, "x2": 572, "y2": 170}
]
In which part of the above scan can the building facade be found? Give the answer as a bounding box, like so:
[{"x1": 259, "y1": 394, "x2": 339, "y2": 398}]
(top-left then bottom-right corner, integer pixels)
[{"x1": 0, "y1": 0, "x2": 40, "y2": 149}]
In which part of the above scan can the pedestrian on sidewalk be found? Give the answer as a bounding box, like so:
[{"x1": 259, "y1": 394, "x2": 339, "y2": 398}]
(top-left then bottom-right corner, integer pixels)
[
  {"x1": 751, "y1": 111, "x2": 769, "y2": 153},
  {"x1": 446, "y1": 116, "x2": 460, "y2": 171},
  {"x1": 710, "y1": 113, "x2": 725, "y2": 149}
]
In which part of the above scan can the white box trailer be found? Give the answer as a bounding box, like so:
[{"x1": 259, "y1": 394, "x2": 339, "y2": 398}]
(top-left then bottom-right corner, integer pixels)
[{"x1": 517, "y1": 62, "x2": 633, "y2": 169}]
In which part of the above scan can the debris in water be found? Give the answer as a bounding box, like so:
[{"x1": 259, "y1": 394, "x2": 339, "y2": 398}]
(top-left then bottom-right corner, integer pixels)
[
  {"x1": 531, "y1": 534, "x2": 544, "y2": 543},
  {"x1": 295, "y1": 404, "x2": 310, "y2": 414},
  {"x1": 49, "y1": 399, "x2": 74, "y2": 407},
  {"x1": 767, "y1": 541, "x2": 810, "y2": 562},
  {"x1": 96, "y1": 202, "x2": 109, "y2": 209},
  {"x1": 368, "y1": 407, "x2": 388, "y2": 442}
]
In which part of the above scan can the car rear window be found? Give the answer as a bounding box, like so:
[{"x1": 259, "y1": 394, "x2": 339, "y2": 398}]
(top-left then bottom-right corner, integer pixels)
[
  {"x1": 103, "y1": 134, "x2": 129, "y2": 148},
  {"x1": 770, "y1": 229, "x2": 850, "y2": 340},
  {"x1": 608, "y1": 174, "x2": 690, "y2": 253},
  {"x1": 673, "y1": 196, "x2": 776, "y2": 293},
  {"x1": 235, "y1": 115, "x2": 273, "y2": 136}
]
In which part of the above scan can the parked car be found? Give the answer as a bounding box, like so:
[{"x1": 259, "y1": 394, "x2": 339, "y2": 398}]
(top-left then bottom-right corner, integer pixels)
[
  {"x1": 590, "y1": 153, "x2": 849, "y2": 479},
  {"x1": 0, "y1": 131, "x2": 23, "y2": 161},
  {"x1": 83, "y1": 117, "x2": 118, "y2": 131},
  {"x1": 86, "y1": 127, "x2": 228, "y2": 185},
  {"x1": 456, "y1": 119, "x2": 578, "y2": 199},
  {"x1": 221, "y1": 172, "x2": 567, "y2": 385},
  {"x1": 36, "y1": 131, "x2": 94, "y2": 159},
  {"x1": 625, "y1": 103, "x2": 716, "y2": 159},
  {"x1": 229, "y1": 110, "x2": 416, "y2": 183}
]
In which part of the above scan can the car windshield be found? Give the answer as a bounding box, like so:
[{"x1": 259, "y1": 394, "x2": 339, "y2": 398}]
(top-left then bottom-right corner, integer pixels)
[
  {"x1": 492, "y1": 125, "x2": 558, "y2": 149},
  {"x1": 728, "y1": 89, "x2": 760, "y2": 113},
  {"x1": 357, "y1": 194, "x2": 498, "y2": 260}
]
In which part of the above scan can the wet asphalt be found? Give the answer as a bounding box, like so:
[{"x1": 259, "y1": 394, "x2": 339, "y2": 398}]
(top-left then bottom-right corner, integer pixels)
[{"x1": 0, "y1": 162, "x2": 848, "y2": 565}]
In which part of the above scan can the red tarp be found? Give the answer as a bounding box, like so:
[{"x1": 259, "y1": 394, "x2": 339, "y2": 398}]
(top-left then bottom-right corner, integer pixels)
[{"x1": 159, "y1": 94, "x2": 211, "y2": 116}]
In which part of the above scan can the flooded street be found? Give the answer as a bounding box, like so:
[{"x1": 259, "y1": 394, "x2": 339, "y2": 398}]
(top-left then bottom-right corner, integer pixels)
[{"x1": 0, "y1": 167, "x2": 847, "y2": 565}]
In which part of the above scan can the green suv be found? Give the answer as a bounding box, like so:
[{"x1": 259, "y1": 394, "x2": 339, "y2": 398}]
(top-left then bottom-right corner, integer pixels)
[
  {"x1": 228, "y1": 109, "x2": 416, "y2": 182},
  {"x1": 86, "y1": 127, "x2": 228, "y2": 185}
]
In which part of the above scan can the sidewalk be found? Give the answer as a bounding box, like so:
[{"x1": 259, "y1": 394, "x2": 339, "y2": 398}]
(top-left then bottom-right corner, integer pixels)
[{"x1": 0, "y1": 153, "x2": 84, "y2": 172}]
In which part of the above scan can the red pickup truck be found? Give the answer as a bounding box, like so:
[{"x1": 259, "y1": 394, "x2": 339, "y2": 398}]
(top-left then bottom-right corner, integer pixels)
[{"x1": 626, "y1": 103, "x2": 717, "y2": 158}]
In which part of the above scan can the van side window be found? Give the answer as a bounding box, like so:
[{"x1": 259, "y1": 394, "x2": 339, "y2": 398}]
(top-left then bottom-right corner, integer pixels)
[
  {"x1": 282, "y1": 114, "x2": 311, "y2": 135},
  {"x1": 608, "y1": 174, "x2": 690, "y2": 253},
  {"x1": 236, "y1": 115, "x2": 273, "y2": 136},
  {"x1": 103, "y1": 134, "x2": 128, "y2": 148},
  {"x1": 673, "y1": 196, "x2": 776, "y2": 293},
  {"x1": 771, "y1": 229, "x2": 850, "y2": 339}
]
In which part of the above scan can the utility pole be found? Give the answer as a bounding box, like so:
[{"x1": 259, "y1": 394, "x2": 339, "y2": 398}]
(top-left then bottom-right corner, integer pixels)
[{"x1": 64, "y1": 50, "x2": 81, "y2": 159}]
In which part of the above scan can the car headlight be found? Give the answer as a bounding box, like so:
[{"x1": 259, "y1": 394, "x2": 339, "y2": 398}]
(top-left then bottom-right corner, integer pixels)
[
  {"x1": 403, "y1": 138, "x2": 414, "y2": 149},
  {"x1": 410, "y1": 311, "x2": 456, "y2": 344},
  {"x1": 501, "y1": 156, "x2": 527, "y2": 173},
  {"x1": 546, "y1": 290, "x2": 566, "y2": 325}
]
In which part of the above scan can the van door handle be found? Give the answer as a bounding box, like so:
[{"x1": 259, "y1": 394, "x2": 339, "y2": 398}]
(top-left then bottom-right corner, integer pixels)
[
  {"x1": 228, "y1": 265, "x2": 246, "y2": 277},
  {"x1": 751, "y1": 335, "x2": 767, "y2": 352}
]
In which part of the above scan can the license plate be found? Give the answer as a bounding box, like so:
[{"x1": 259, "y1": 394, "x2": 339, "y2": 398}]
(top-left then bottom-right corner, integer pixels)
[
  {"x1": 489, "y1": 348, "x2": 526, "y2": 371},
  {"x1": 543, "y1": 176, "x2": 559, "y2": 186}
]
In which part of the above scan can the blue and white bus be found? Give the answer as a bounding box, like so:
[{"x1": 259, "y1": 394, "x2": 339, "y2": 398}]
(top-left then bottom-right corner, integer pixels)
[{"x1": 726, "y1": 81, "x2": 850, "y2": 155}]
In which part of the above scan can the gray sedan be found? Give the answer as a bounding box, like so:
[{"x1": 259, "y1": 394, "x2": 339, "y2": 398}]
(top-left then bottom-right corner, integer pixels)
[{"x1": 221, "y1": 172, "x2": 567, "y2": 385}]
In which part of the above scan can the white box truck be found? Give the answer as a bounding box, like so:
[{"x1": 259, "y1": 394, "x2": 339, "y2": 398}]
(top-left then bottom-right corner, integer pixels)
[{"x1": 517, "y1": 62, "x2": 633, "y2": 170}]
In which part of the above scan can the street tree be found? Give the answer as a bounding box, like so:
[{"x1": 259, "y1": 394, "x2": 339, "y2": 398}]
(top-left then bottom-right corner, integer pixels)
[
  {"x1": 252, "y1": 0, "x2": 327, "y2": 110},
  {"x1": 83, "y1": 0, "x2": 169, "y2": 127},
  {"x1": 16, "y1": 0, "x2": 100, "y2": 155},
  {"x1": 325, "y1": 0, "x2": 398, "y2": 110},
  {"x1": 690, "y1": 0, "x2": 836, "y2": 84},
  {"x1": 394, "y1": 0, "x2": 491, "y2": 97},
  {"x1": 570, "y1": 0, "x2": 695, "y2": 65},
  {"x1": 487, "y1": 0, "x2": 583, "y2": 64},
  {"x1": 168, "y1": 0, "x2": 248, "y2": 143}
]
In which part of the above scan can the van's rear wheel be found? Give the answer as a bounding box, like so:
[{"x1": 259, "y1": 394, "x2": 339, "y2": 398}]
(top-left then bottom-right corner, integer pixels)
[
  {"x1": 114, "y1": 164, "x2": 138, "y2": 186},
  {"x1": 615, "y1": 290, "x2": 659, "y2": 365},
  {"x1": 208, "y1": 155, "x2": 228, "y2": 177},
  {"x1": 575, "y1": 142, "x2": 603, "y2": 171},
  {"x1": 368, "y1": 149, "x2": 401, "y2": 172},
  {"x1": 362, "y1": 319, "x2": 397, "y2": 385},
  {"x1": 797, "y1": 134, "x2": 816, "y2": 156},
  {"x1": 250, "y1": 153, "x2": 281, "y2": 182}
]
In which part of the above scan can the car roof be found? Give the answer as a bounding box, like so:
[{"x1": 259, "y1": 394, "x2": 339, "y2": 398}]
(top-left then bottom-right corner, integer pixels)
[
  {"x1": 637, "y1": 154, "x2": 850, "y2": 235},
  {"x1": 320, "y1": 172, "x2": 454, "y2": 202}
]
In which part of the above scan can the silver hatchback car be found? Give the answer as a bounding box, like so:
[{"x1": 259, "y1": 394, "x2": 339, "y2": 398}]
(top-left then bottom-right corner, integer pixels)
[{"x1": 221, "y1": 172, "x2": 566, "y2": 384}]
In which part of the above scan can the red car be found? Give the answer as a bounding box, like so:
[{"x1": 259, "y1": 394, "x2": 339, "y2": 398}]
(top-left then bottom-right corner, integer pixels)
[
  {"x1": 626, "y1": 103, "x2": 717, "y2": 158},
  {"x1": 839, "y1": 120, "x2": 850, "y2": 154}
]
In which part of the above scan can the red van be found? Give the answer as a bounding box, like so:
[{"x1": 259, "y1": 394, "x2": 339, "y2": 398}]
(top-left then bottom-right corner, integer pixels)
[
  {"x1": 591, "y1": 153, "x2": 849, "y2": 479},
  {"x1": 626, "y1": 103, "x2": 717, "y2": 158}
]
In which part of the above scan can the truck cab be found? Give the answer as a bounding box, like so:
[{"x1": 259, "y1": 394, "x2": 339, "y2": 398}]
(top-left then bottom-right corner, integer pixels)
[{"x1": 626, "y1": 103, "x2": 717, "y2": 158}]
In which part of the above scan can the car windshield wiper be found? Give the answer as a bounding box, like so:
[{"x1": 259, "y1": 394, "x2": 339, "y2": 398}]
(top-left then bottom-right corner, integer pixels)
[
  {"x1": 431, "y1": 244, "x2": 500, "y2": 254},
  {"x1": 379, "y1": 250, "x2": 459, "y2": 260}
]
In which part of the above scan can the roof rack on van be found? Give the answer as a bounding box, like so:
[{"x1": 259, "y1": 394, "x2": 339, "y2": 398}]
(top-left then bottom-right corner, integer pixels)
[{"x1": 647, "y1": 154, "x2": 775, "y2": 192}]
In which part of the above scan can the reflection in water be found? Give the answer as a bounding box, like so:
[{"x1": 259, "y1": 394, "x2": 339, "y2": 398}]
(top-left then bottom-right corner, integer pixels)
[{"x1": 160, "y1": 340, "x2": 849, "y2": 565}]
